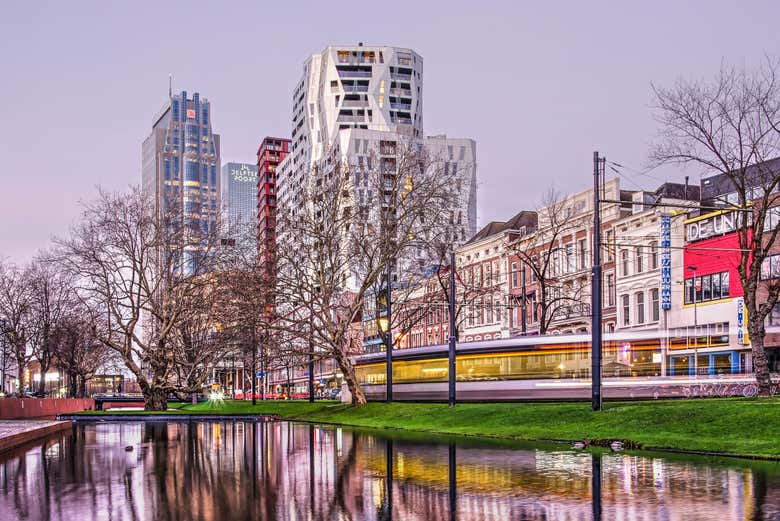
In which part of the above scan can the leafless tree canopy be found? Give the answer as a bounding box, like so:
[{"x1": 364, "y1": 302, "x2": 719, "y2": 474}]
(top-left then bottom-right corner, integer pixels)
[
  {"x1": 508, "y1": 189, "x2": 587, "y2": 334},
  {"x1": 273, "y1": 142, "x2": 455, "y2": 404},
  {"x1": 55, "y1": 186, "x2": 228, "y2": 409},
  {"x1": 651, "y1": 58, "x2": 780, "y2": 394},
  {"x1": 0, "y1": 261, "x2": 35, "y2": 394}
]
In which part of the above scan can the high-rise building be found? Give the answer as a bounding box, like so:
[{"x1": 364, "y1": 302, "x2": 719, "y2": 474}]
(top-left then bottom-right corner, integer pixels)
[
  {"x1": 221, "y1": 162, "x2": 258, "y2": 230},
  {"x1": 142, "y1": 90, "x2": 221, "y2": 266},
  {"x1": 277, "y1": 44, "x2": 477, "y2": 248},
  {"x1": 257, "y1": 137, "x2": 290, "y2": 278}
]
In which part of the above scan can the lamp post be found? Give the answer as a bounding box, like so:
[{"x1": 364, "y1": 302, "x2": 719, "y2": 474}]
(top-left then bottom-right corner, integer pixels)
[
  {"x1": 448, "y1": 250, "x2": 457, "y2": 407},
  {"x1": 377, "y1": 264, "x2": 393, "y2": 403},
  {"x1": 687, "y1": 265, "x2": 698, "y2": 377}
]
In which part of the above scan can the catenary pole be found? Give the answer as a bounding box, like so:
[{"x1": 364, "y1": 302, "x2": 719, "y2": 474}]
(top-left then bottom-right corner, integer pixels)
[
  {"x1": 448, "y1": 250, "x2": 457, "y2": 407},
  {"x1": 591, "y1": 151, "x2": 604, "y2": 412},
  {"x1": 386, "y1": 263, "x2": 393, "y2": 403},
  {"x1": 521, "y1": 262, "x2": 527, "y2": 335}
]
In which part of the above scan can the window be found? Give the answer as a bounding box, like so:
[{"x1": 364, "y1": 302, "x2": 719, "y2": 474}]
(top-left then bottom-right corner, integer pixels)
[
  {"x1": 565, "y1": 244, "x2": 575, "y2": 273},
  {"x1": 651, "y1": 288, "x2": 660, "y2": 322},
  {"x1": 486, "y1": 296, "x2": 494, "y2": 323},
  {"x1": 768, "y1": 303, "x2": 780, "y2": 327},
  {"x1": 621, "y1": 295, "x2": 630, "y2": 326},
  {"x1": 635, "y1": 246, "x2": 644, "y2": 273},
  {"x1": 606, "y1": 230, "x2": 615, "y2": 261},
  {"x1": 621, "y1": 250, "x2": 630, "y2": 276},
  {"x1": 511, "y1": 262, "x2": 518, "y2": 288},
  {"x1": 650, "y1": 242, "x2": 658, "y2": 270},
  {"x1": 636, "y1": 292, "x2": 645, "y2": 323},
  {"x1": 764, "y1": 207, "x2": 780, "y2": 232},
  {"x1": 761, "y1": 254, "x2": 780, "y2": 280},
  {"x1": 684, "y1": 271, "x2": 730, "y2": 304},
  {"x1": 606, "y1": 273, "x2": 615, "y2": 307},
  {"x1": 578, "y1": 239, "x2": 587, "y2": 270}
]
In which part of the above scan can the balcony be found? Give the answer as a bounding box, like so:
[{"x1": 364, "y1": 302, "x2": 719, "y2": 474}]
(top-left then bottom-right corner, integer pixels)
[
  {"x1": 389, "y1": 88, "x2": 412, "y2": 97},
  {"x1": 336, "y1": 115, "x2": 366, "y2": 123},
  {"x1": 391, "y1": 72, "x2": 412, "y2": 81},
  {"x1": 390, "y1": 102, "x2": 411, "y2": 111},
  {"x1": 343, "y1": 84, "x2": 369, "y2": 93},
  {"x1": 342, "y1": 99, "x2": 368, "y2": 108}
]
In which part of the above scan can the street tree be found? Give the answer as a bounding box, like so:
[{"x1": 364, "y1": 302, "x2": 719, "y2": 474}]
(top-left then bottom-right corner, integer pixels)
[
  {"x1": 651, "y1": 59, "x2": 780, "y2": 395},
  {"x1": 274, "y1": 143, "x2": 452, "y2": 404},
  {"x1": 507, "y1": 189, "x2": 587, "y2": 334},
  {"x1": 56, "y1": 186, "x2": 225, "y2": 410},
  {"x1": 51, "y1": 307, "x2": 111, "y2": 397},
  {"x1": 0, "y1": 261, "x2": 34, "y2": 395},
  {"x1": 26, "y1": 256, "x2": 77, "y2": 396}
]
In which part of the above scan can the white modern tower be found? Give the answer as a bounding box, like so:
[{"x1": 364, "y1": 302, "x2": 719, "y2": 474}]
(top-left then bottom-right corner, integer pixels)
[{"x1": 277, "y1": 44, "x2": 477, "y2": 261}]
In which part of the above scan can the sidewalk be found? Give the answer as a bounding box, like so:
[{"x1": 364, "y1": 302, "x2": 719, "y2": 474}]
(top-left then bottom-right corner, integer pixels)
[{"x1": 0, "y1": 420, "x2": 71, "y2": 453}]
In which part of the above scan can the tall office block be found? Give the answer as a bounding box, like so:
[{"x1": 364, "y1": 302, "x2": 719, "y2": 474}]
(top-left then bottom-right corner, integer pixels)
[
  {"x1": 257, "y1": 137, "x2": 290, "y2": 278},
  {"x1": 221, "y1": 162, "x2": 258, "y2": 230},
  {"x1": 142, "y1": 90, "x2": 221, "y2": 268}
]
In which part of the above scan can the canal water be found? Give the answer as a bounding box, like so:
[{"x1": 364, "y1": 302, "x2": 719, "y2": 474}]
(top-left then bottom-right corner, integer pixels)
[{"x1": 0, "y1": 421, "x2": 778, "y2": 520}]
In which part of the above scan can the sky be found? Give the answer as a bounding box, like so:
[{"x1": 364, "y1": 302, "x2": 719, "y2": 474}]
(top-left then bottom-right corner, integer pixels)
[{"x1": 1, "y1": 0, "x2": 778, "y2": 263}]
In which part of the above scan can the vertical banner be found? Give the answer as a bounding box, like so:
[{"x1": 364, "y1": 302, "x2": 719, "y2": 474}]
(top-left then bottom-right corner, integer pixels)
[
  {"x1": 660, "y1": 214, "x2": 672, "y2": 310},
  {"x1": 736, "y1": 297, "x2": 745, "y2": 345}
]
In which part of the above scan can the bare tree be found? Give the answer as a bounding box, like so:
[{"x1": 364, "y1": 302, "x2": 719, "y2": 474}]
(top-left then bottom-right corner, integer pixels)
[
  {"x1": 0, "y1": 261, "x2": 34, "y2": 395},
  {"x1": 651, "y1": 59, "x2": 780, "y2": 395},
  {"x1": 56, "y1": 186, "x2": 226, "y2": 410},
  {"x1": 26, "y1": 256, "x2": 77, "y2": 396},
  {"x1": 215, "y1": 222, "x2": 277, "y2": 403},
  {"x1": 507, "y1": 189, "x2": 586, "y2": 334},
  {"x1": 274, "y1": 143, "x2": 452, "y2": 404},
  {"x1": 51, "y1": 307, "x2": 110, "y2": 397}
]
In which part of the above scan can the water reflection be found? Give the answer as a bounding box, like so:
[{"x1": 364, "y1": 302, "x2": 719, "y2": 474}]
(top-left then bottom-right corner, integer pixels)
[{"x1": 0, "y1": 421, "x2": 778, "y2": 520}]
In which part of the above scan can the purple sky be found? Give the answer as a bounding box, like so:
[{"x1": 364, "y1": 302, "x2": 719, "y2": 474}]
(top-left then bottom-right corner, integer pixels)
[{"x1": 1, "y1": 1, "x2": 778, "y2": 263}]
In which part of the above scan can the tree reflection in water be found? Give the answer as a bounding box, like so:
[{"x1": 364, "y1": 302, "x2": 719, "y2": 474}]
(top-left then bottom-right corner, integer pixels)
[{"x1": 0, "y1": 421, "x2": 779, "y2": 520}]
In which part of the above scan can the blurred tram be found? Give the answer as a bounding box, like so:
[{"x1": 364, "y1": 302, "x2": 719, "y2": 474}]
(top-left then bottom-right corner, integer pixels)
[{"x1": 353, "y1": 331, "x2": 766, "y2": 401}]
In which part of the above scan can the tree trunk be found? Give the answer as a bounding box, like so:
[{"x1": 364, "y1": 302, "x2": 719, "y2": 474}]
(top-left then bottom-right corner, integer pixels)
[
  {"x1": 333, "y1": 350, "x2": 366, "y2": 405},
  {"x1": 78, "y1": 376, "x2": 87, "y2": 398},
  {"x1": 67, "y1": 371, "x2": 78, "y2": 398},
  {"x1": 749, "y1": 320, "x2": 773, "y2": 397},
  {"x1": 15, "y1": 352, "x2": 27, "y2": 396},
  {"x1": 143, "y1": 386, "x2": 168, "y2": 411}
]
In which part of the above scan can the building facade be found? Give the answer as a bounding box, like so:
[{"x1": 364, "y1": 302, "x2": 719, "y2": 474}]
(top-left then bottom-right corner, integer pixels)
[
  {"x1": 276, "y1": 45, "x2": 477, "y2": 253},
  {"x1": 220, "y1": 162, "x2": 258, "y2": 229},
  {"x1": 141, "y1": 90, "x2": 221, "y2": 268},
  {"x1": 257, "y1": 138, "x2": 290, "y2": 277}
]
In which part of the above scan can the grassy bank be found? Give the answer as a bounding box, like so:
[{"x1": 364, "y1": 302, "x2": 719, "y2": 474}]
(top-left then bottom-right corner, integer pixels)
[{"x1": 80, "y1": 399, "x2": 780, "y2": 459}]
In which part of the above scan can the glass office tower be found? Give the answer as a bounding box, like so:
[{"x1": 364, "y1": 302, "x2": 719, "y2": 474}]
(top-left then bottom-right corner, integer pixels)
[{"x1": 142, "y1": 91, "x2": 221, "y2": 270}]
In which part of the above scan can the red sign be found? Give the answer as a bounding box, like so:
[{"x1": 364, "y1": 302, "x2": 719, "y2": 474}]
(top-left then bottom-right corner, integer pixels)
[{"x1": 186, "y1": 109, "x2": 196, "y2": 119}]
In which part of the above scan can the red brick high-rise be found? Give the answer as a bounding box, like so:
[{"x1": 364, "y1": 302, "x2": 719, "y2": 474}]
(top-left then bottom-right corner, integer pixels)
[{"x1": 256, "y1": 137, "x2": 290, "y2": 287}]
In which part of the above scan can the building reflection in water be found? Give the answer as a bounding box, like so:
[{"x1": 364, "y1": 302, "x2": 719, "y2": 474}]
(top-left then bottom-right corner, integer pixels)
[{"x1": 0, "y1": 421, "x2": 778, "y2": 520}]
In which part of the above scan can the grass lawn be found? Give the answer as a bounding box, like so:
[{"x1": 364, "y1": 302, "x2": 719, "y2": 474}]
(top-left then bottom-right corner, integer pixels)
[{"x1": 78, "y1": 398, "x2": 780, "y2": 459}]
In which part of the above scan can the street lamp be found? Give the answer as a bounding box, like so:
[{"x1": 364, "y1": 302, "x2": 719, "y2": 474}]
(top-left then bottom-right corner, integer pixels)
[
  {"x1": 376, "y1": 265, "x2": 393, "y2": 402},
  {"x1": 687, "y1": 265, "x2": 698, "y2": 377}
]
